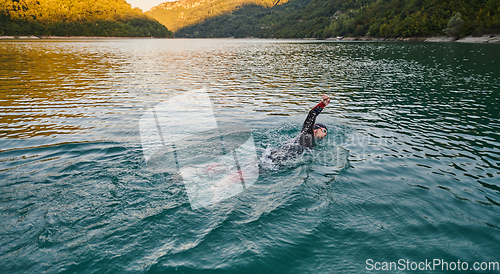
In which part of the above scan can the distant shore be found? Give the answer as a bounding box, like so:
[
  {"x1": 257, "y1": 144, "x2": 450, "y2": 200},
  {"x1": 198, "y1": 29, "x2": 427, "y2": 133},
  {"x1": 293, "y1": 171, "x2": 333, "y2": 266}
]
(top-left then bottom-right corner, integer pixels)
[
  {"x1": 329, "y1": 34, "x2": 500, "y2": 44},
  {"x1": 1, "y1": 34, "x2": 499, "y2": 43},
  {"x1": 0, "y1": 36, "x2": 162, "y2": 40}
]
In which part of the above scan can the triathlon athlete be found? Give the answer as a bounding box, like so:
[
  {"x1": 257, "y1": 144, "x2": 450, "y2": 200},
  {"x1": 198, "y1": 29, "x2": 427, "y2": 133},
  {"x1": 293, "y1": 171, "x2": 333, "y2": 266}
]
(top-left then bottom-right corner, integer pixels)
[{"x1": 268, "y1": 94, "x2": 331, "y2": 163}]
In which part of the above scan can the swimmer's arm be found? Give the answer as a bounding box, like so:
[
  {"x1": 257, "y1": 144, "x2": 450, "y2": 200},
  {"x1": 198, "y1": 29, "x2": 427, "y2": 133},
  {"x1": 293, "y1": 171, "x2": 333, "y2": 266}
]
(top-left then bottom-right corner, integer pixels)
[{"x1": 301, "y1": 95, "x2": 331, "y2": 134}]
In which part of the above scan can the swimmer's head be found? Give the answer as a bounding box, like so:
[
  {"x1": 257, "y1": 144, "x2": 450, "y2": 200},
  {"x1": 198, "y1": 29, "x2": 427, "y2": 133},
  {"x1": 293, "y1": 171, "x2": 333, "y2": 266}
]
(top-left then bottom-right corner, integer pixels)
[{"x1": 313, "y1": 123, "x2": 327, "y2": 139}]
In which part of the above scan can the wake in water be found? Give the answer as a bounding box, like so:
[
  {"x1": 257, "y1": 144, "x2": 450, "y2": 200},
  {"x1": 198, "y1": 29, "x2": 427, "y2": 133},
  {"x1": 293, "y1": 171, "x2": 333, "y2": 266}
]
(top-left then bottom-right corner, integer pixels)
[{"x1": 141, "y1": 120, "x2": 350, "y2": 211}]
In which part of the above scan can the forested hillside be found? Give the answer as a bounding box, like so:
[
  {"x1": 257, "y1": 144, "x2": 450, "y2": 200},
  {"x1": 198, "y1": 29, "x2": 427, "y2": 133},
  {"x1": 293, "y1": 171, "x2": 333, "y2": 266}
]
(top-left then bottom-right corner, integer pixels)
[
  {"x1": 270, "y1": 0, "x2": 500, "y2": 38},
  {"x1": 146, "y1": 0, "x2": 292, "y2": 32},
  {"x1": 148, "y1": 0, "x2": 500, "y2": 38},
  {"x1": 0, "y1": 0, "x2": 173, "y2": 37}
]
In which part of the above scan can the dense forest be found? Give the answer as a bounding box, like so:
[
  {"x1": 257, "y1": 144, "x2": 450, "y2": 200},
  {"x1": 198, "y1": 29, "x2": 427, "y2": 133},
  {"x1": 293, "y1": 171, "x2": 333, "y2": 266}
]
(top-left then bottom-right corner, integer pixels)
[
  {"x1": 146, "y1": 0, "x2": 292, "y2": 32},
  {"x1": 269, "y1": 0, "x2": 500, "y2": 38},
  {"x1": 0, "y1": 0, "x2": 173, "y2": 37},
  {"x1": 147, "y1": 0, "x2": 500, "y2": 38}
]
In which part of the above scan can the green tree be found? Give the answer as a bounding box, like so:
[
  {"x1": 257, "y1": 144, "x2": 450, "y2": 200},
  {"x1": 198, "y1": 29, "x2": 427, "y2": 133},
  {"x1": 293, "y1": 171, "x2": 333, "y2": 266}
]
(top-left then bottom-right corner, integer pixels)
[
  {"x1": 444, "y1": 12, "x2": 464, "y2": 39},
  {"x1": 0, "y1": 0, "x2": 173, "y2": 37}
]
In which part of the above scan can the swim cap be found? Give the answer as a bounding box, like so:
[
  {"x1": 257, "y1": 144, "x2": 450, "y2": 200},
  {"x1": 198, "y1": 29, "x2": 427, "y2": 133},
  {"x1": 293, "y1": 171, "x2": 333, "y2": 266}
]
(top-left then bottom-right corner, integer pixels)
[{"x1": 314, "y1": 123, "x2": 327, "y2": 131}]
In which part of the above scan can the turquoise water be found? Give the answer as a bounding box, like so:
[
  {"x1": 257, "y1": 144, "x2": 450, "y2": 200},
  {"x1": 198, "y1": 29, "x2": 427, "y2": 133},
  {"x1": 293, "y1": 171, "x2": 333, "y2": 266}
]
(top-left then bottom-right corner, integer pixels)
[{"x1": 1, "y1": 39, "x2": 499, "y2": 273}]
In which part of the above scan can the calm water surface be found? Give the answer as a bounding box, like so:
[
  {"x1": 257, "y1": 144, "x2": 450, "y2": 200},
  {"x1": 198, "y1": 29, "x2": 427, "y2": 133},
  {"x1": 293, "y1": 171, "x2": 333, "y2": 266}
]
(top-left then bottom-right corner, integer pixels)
[{"x1": 1, "y1": 39, "x2": 499, "y2": 273}]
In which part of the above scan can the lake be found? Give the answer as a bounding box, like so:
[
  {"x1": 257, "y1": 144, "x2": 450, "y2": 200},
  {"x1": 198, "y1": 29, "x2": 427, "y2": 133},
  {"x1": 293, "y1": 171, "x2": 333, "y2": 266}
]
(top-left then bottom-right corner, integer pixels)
[{"x1": 1, "y1": 39, "x2": 499, "y2": 273}]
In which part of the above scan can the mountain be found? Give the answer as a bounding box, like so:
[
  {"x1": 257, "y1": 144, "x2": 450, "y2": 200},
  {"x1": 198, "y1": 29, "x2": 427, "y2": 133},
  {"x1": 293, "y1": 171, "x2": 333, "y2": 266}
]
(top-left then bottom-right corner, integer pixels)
[
  {"x1": 145, "y1": 0, "x2": 296, "y2": 35},
  {"x1": 0, "y1": 0, "x2": 173, "y2": 37},
  {"x1": 147, "y1": 0, "x2": 500, "y2": 38},
  {"x1": 272, "y1": 0, "x2": 500, "y2": 38}
]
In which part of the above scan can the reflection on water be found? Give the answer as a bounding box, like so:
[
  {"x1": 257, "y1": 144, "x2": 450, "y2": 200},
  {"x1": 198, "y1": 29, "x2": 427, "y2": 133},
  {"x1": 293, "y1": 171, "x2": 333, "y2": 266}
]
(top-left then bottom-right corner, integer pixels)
[
  {"x1": 0, "y1": 42, "x2": 117, "y2": 138},
  {"x1": 0, "y1": 39, "x2": 499, "y2": 273}
]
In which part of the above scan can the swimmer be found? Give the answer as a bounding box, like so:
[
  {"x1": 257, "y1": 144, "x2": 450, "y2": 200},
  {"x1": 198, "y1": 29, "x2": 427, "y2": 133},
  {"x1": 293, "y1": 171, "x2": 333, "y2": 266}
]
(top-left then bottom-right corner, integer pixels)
[{"x1": 268, "y1": 94, "x2": 331, "y2": 163}]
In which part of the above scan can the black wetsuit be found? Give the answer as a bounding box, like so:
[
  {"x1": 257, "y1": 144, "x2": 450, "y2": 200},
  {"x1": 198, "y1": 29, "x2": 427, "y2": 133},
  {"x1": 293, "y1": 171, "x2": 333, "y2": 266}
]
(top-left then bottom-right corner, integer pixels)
[{"x1": 268, "y1": 101, "x2": 326, "y2": 163}]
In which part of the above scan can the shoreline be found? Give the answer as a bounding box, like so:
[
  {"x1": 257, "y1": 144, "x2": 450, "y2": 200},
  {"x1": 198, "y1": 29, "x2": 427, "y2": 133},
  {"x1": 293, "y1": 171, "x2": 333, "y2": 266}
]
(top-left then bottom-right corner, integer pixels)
[
  {"x1": 0, "y1": 36, "x2": 164, "y2": 40},
  {"x1": 1, "y1": 34, "x2": 499, "y2": 43},
  {"x1": 336, "y1": 34, "x2": 500, "y2": 44}
]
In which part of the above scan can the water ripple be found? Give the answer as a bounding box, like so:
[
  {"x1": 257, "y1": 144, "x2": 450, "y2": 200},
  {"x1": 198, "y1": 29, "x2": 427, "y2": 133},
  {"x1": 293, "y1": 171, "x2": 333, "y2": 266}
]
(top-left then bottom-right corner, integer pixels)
[{"x1": 1, "y1": 39, "x2": 499, "y2": 273}]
